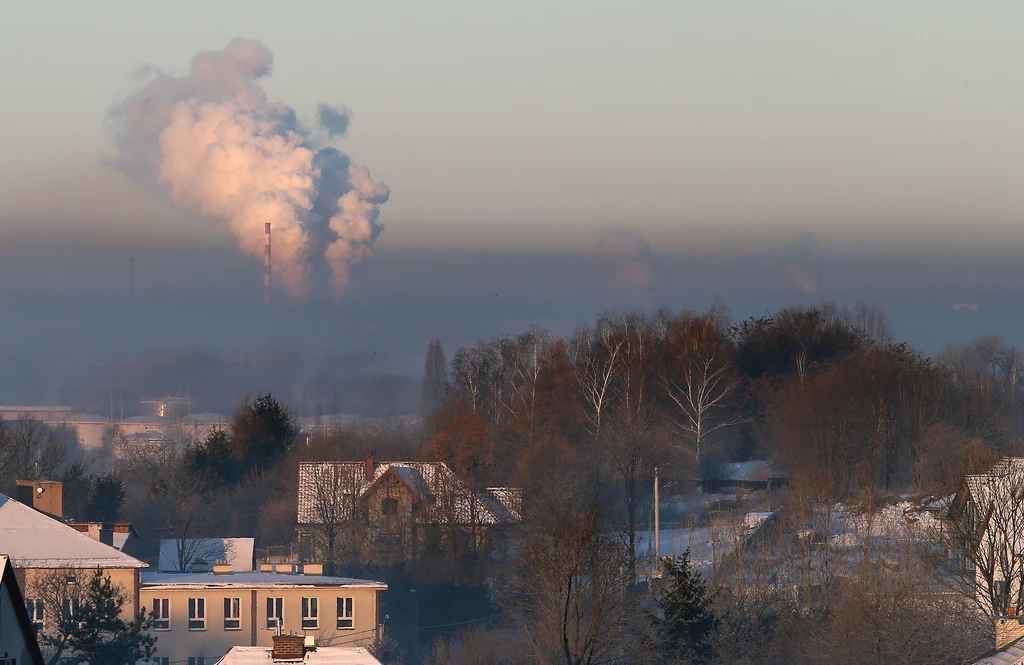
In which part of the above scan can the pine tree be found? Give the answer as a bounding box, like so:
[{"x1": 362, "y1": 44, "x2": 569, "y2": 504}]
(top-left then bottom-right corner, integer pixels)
[
  {"x1": 44, "y1": 569, "x2": 156, "y2": 665},
  {"x1": 657, "y1": 549, "x2": 717, "y2": 662}
]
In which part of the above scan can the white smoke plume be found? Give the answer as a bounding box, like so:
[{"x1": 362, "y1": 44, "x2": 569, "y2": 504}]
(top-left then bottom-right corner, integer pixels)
[{"x1": 108, "y1": 38, "x2": 389, "y2": 298}]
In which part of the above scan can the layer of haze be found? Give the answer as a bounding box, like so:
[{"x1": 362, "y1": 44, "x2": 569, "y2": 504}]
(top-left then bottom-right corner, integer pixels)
[{"x1": 1, "y1": 1, "x2": 1023, "y2": 409}]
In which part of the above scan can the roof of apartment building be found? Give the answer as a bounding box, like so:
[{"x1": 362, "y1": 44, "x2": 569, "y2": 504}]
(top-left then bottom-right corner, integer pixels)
[
  {"x1": 297, "y1": 460, "x2": 522, "y2": 526},
  {"x1": 0, "y1": 493, "x2": 147, "y2": 569},
  {"x1": 217, "y1": 646, "x2": 382, "y2": 665},
  {"x1": 158, "y1": 537, "x2": 256, "y2": 572},
  {"x1": 141, "y1": 571, "x2": 387, "y2": 590}
]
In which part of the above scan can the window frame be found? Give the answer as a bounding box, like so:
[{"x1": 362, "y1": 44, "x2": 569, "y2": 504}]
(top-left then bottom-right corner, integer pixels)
[
  {"x1": 187, "y1": 657, "x2": 205, "y2": 665},
  {"x1": 188, "y1": 597, "x2": 206, "y2": 631},
  {"x1": 26, "y1": 598, "x2": 44, "y2": 631},
  {"x1": 224, "y1": 596, "x2": 241, "y2": 630},
  {"x1": 336, "y1": 596, "x2": 354, "y2": 630},
  {"x1": 302, "y1": 597, "x2": 319, "y2": 629},
  {"x1": 152, "y1": 598, "x2": 171, "y2": 631},
  {"x1": 266, "y1": 596, "x2": 284, "y2": 630}
]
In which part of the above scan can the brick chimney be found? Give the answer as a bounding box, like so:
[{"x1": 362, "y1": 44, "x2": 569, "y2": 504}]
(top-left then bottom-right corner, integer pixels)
[
  {"x1": 364, "y1": 454, "x2": 375, "y2": 481},
  {"x1": 15, "y1": 480, "x2": 63, "y2": 518},
  {"x1": 98, "y1": 523, "x2": 114, "y2": 546},
  {"x1": 997, "y1": 615, "x2": 1024, "y2": 650},
  {"x1": 271, "y1": 634, "x2": 305, "y2": 661}
]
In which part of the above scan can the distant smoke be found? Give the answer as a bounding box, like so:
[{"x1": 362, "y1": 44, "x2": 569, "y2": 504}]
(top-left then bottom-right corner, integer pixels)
[
  {"x1": 592, "y1": 229, "x2": 657, "y2": 304},
  {"x1": 780, "y1": 232, "x2": 821, "y2": 295},
  {"x1": 108, "y1": 38, "x2": 389, "y2": 298}
]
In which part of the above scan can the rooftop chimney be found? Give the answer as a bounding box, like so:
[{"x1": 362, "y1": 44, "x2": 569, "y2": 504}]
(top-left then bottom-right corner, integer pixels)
[
  {"x1": 98, "y1": 523, "x2": 114, "y2": 546},
  {"x1": 15, "y1": 480, "x2": 63, "y2": 518},
  {"x1": 997, "y1": 615, "x2": 1024, "y2": 651},
  {"x1": 271, "y1": 634, "x2": 305, "y2": 661},
  {"x1": 365, "y1": 454, "x2": 374, "y2": 481}
]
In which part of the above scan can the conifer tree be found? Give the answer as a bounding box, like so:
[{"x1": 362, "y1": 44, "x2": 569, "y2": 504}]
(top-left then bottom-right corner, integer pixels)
[{"x1": 657, "y1": 549, "x2": 717, "y2": 662}]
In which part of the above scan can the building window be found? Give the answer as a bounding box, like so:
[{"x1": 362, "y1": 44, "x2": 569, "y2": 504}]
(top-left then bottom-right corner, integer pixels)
[
  {"x1": 187, "y1": 658, "x2": 205, "y2": 665},
  {"x1": 267, "y1": 597, "x2": 284, "y2": 629},
  {"x1": 336, "y1": 597, "x2": 354, "y2": 629},
  {"x1": 188, "y1": 597, "x2": 206, "y2": 631},
  {"x1": 302, "y1": 597, "x2": 319, "y2": 629},
  {"x1": 62, "y1": 598, "x2": 80, "y2": 620},
  {"x1": 224, "y1": 597, "x2": 241, "y2": 630},
  {"x1": 382, "y1": 497, "x2": 398, "y2": 516},
  {"x1": 26, "y1": 598, "x2": 44, "y2": 631},
  {"x1": 152, "y1": 658, "x2": 169, "y2": 665},
  {"x1": 152, "y1": 598, "x2": 170, "y2": 631}
]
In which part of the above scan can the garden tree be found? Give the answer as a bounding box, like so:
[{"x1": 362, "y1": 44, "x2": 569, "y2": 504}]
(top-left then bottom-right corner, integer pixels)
[
  {"x1": 162, "y1": 459, "x2": 218, "y2": 572},
  {"x1": 425, "y1": 627, "x2": 528, "y2": 665},
  {"x1": 503, "y1": 455, "x2": 651, "y2": 665},
  {"x1": 52, "y1": 569, "x2": 156, "y2": 665},
  {"x1": 800, "y1": 560, "x2": 984, "y2": 665},
  {"x1": 230, "y1": 393, "x2": 299, "y2": 473},
  {"x1": 656, "y1": 549, "x2": 717, "y2": 663},
  {"x1": 940, "y1": 337, "x2": 1019, "y2": 446},
  {"x1": 660, "y1": 310, "x2": 741, "y2": 464},
  {"x1": 28, "y1": 568, "x2": 90, "y2": 665},
  {"x1": 940, "y1": 458, "x2": 1024, "y2": 616},
  {"x1": 450, "y1": 344, "x2": 493, "y2": 414},
  {"x1": 301, "y1": 461, "x2": 368, "y2": 574},
  {"x1": 421, "y1": 338, "x2": 449, "y2": 416},
  {"x1": 89, "y1": 473, "x2": 125, "y2": 522},
  {"x1": 59, "y1": 463, "x2": 93, "y2": 521},
  {"x1": 185, "y1": 428, "x2": 237, "y2": 485},
  {"x1": 422, "y1": 406, "x2": 494, "y2": 488}
]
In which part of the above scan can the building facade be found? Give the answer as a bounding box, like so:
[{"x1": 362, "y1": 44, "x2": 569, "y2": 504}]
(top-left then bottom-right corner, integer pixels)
[{"x1": 141, "y1": 567, "x2": 386, "y2": 665}]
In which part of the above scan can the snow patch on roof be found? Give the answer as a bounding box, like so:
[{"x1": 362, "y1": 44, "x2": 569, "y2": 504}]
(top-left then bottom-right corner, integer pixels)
[
  {"x1": 142, "y1": 571, "x2": 386, "y2": 589},
  {"x1": 217, "y1": 646, "x2": 382, "y2": 665}
]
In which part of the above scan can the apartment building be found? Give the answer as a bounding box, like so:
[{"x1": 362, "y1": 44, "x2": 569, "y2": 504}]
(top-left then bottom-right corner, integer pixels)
[{"x1": 141, "y1": 564, "x2": 387, "y2": 665}]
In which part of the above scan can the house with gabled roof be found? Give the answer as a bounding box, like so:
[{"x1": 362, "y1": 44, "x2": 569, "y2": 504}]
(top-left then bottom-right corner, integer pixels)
[
  {"x1": 0, "y1": 491, "x2": 148, "y2": 628},
  {"x1": 297, "y1": 457, "x2": 521, "y2": 565},
  {"x1": 0, "y1": 554, "x2": 45, "y2": 665}
]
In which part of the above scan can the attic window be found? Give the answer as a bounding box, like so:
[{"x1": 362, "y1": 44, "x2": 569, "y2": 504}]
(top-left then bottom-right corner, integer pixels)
[{"x1": 382, "y1": 497, "x2": 398, "y2": 516}]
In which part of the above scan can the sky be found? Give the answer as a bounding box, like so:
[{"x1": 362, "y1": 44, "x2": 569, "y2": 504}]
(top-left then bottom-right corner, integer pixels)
[{"x1": 1, "y1": 1, "x2": 1024, "y2": 409}]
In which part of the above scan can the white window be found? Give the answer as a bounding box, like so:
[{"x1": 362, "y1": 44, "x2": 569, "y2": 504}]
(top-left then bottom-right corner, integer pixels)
[
  {"x1": 266, "y1": 597, "x2": 284, "y2": 629},
  {"x1": 26, "y1": 598, "x2": 44, "y2": 630},
  {"x1": 302, "y1": 597, "x2": 318, "y2": 629},
  {"x1": 187, "y1": 657, "x2": 205, "y2": 665},
  {"x1": 188, "y1": 597, "x2": 206, "y2": 631},
  {"x1": 152, "y1": 598, "x2": 170, "y2": 630},
  {"x1": 224, "y1": 597, "x2": 241, "y2": 630},
  {"x1": 336, "y1": 597, "x2": 354, "y2": 630}
]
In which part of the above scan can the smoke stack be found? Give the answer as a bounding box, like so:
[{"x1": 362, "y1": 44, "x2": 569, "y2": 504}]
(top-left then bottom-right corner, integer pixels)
[{"x1": 264, "y1": 222, "x2": 271, "y2": 303}]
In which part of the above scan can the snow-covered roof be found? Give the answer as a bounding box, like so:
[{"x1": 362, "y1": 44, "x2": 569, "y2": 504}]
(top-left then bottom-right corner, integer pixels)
[
  {"x1": 159, "y1": 538, "x2": 255, "y2": 572},
  {"x1": 0, "y1": 494, "x2": 146, "y2": 569},
  {"x1": 723, "y1": 460, "x2": 787, "y2": 482},
  {"x1": 217, "y1": 646, "x2": 382, "y2": 665},
  {"x1": 142, "y1": 571, "x2": 386, "y2": 590},
  {"x1": 297, "y1": 461, "x2": 521, "y2": 527},
  {"x1": 972, "y1": 637, "x2": 1024, "y2": 665}
]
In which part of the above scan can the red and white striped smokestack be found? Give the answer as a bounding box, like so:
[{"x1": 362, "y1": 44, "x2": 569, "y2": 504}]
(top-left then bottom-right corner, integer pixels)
[{"x1": 264, "y1": 222, "x2": 271, "y2": 303}]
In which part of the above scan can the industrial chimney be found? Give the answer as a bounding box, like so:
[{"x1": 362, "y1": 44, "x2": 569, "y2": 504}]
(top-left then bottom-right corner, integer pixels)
[{"x1": 264, "y1": 222, "x2": 271, "y2": 303}]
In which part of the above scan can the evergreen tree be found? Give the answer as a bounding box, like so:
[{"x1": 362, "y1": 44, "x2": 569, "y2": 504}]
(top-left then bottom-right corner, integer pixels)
[
  {"x1": 59, "y1": 463, "x2": 93, "y2": 521},
  {"x1": 44, "y1": 569, "x2": 156, "y2": 665},
  {"x1": 185, "y1": 428, "x2": 237, "y2": 485},
  {"x1": 88, "y1": 474, "x2": 125, "y2": 522},
  {"x1": 230, "y1": 393, "x2": 299, "y2": 472},
  {"x1": 657, "y1": 549, "x2": 717, "y2": 662},
  {"x1": 420, "y1": 338, "x2": 448, "y2": 416}
]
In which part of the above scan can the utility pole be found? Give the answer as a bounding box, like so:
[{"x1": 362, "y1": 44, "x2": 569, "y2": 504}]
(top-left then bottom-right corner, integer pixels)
[
  {"x1": 653, "y1": 466, "x2": 662, "y2": 579},
  {"x1": 410, "y1": 588, "x2": 419, "y2": 663}
]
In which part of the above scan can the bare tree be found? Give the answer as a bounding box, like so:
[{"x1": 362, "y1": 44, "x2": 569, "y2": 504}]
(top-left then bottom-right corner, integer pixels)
[
  {"x1": 26, "y1": 567, "x2": 90, "y2": 665},
  {"x1": 569, "y1": 319, "x2": 627, "y2": 443},
  {"x1": 660, "y1": 316, "x2": 741, "y2": 463},
  {"x1": 162, "y1": 461, "x2": 219, "y2": 572},
  {"x1": 941, "y1": 458, "x2": 1024, "y2": 616},
  {"x1": 299, "y1": 462, "x2": 366, "y2": 574}
]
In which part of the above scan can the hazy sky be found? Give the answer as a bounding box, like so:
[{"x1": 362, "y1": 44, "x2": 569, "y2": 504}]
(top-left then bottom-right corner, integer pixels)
[{"x1": 3, "y1": 1, "x2": 1024, "y2": 253}]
